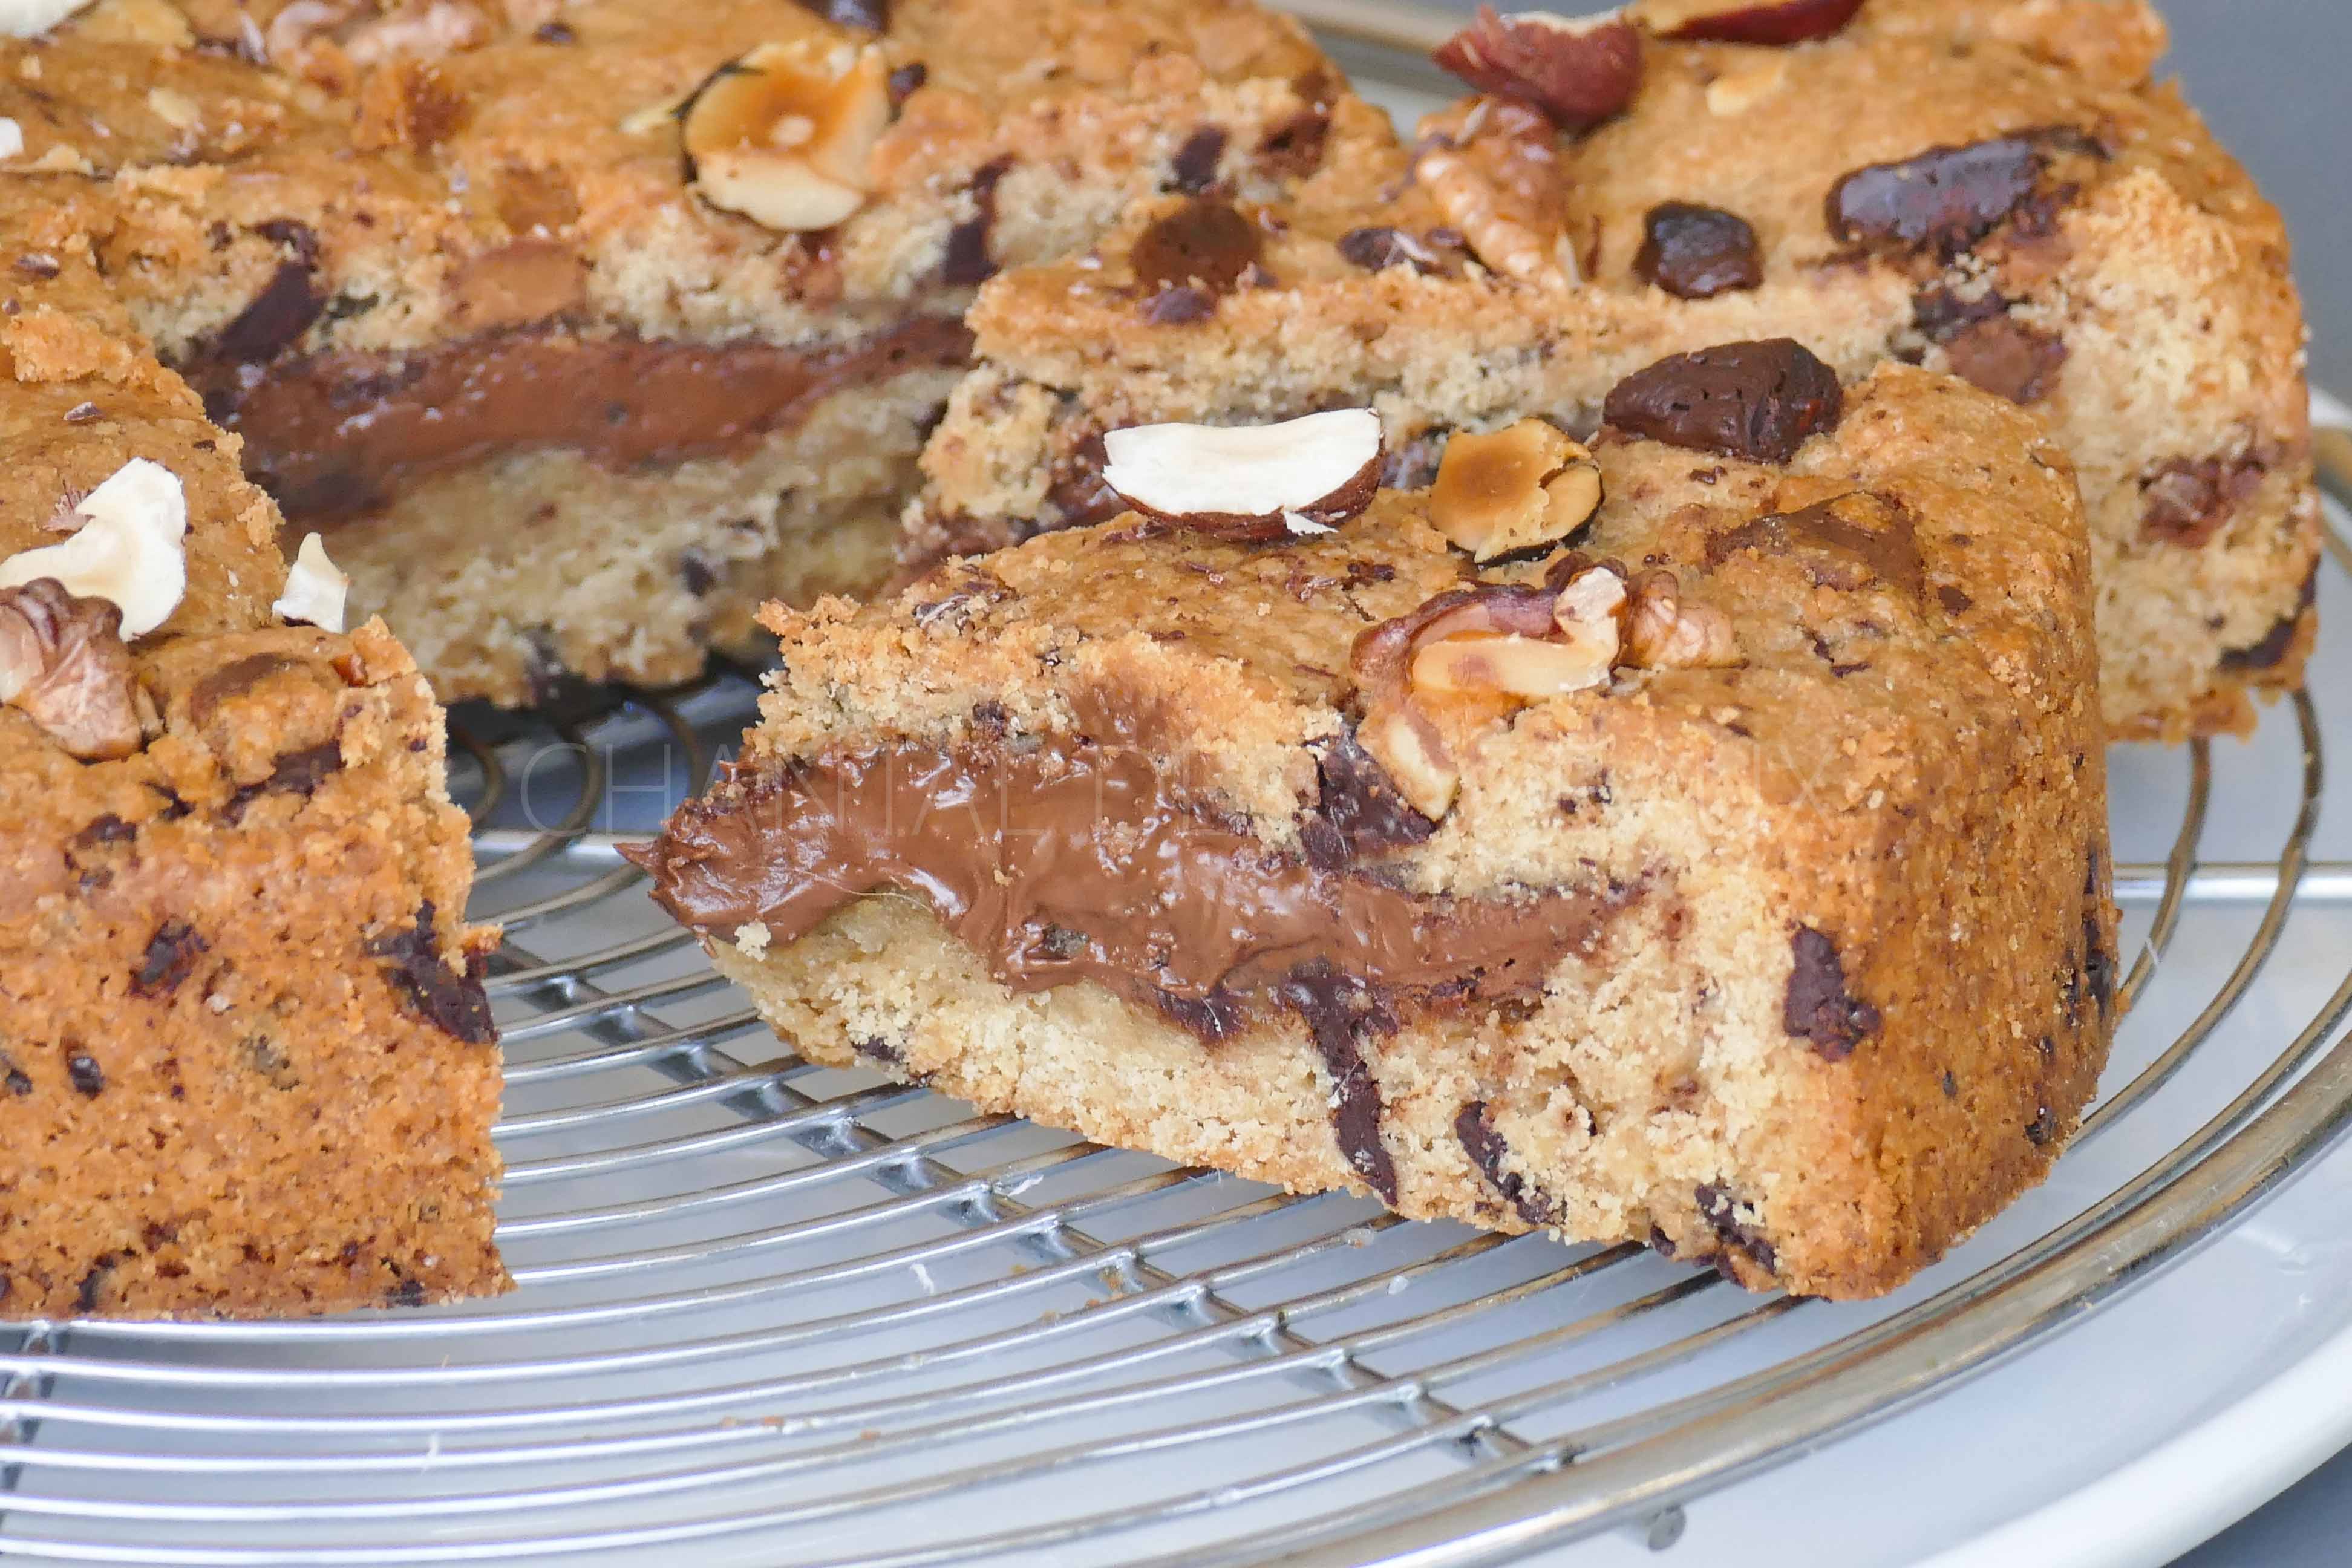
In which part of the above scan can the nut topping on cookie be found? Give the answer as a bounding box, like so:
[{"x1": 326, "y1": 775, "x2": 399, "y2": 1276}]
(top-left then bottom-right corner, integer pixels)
[
  {"x1": 1415, "y1": 99, "x2": 1578, "y2": 285},
  {"x1": 1432, "y1": 8, "x2": 1642, "y2": 132},
  {"x1": 1428, "y1": 420, "x2": 1602, "y2": 561},
  {"x1": 2, "y1": 0, "x2": 93, "y2": 38},
  {"x1": 1631, "y1": 0, "x2": 1864, "y2": 45},
  {"x1": 1621, "y1": 569, "x2": 1740, "y2": 668},
  {"x1": 1100, "y1": 410, "x2": 1385, "y2": 541},
  {"x1": 0, "y1": 459, "x2": 188, "y2": 638},
  {"x1": 682, "y1": 37, "x2": 891, "y2": 232},
  {"x1": 273, "y1": 533, "x2": 352, "y2": 633},
  {"x1": 0, "y1": 580, "x2": 146, "y2": 761}
]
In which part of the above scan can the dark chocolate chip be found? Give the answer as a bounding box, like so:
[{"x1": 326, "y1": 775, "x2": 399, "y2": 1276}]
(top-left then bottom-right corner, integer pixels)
[
  {"x1": 2025, "y1": 1105, "x2": 2056, "y2": 1146},
  {"x1": 1256, "y1": 105, "x2": 1330, "y2": 180},
  {"x1": 1301, "y1": 731, "x2": 1437, "y2": 869},
  {"x1": 76, "y1": 1253, "x2": 125, "y2": 1313},
  {"x1": 387, "y1": 1276, "x2": 430, "y2": 1308},
  {"x1": 1827, "y1": 136, "x2": 2046, "y2": 261},
  {"x1": 131, "y1": 920, "x2": 209, "y2": 999},
  {"x1": 1783, "y1": 925, "x2": 1881, "y2": 1060},
  {"x1": 368, "y1": 902, "x2": 496, "y2": 1045},
  {"x1": 67, "y1": 1051, "x2": 105, "y2": 1098},
  {"x1": 72, "y1": 814, "x2": 134, "y2": 849},
  {"x1": 2141, "y1": 451, "x2": 2271, "y2": 549},
  {"x1": 1912, "y1": 284, "x2": 2012, "y2": 343},
  {"x1": 1941, "y1": 1069, "x2": 1958, "y2": 1099},
  {"x1": 1454, "y1": 1100, "x2": 1554, "y2": 1226},
  {"x1": 1279, "y1": 960, "x2": 1398, "y2": 1204},
  {"x1": 1170, "y1": 126, "x2": 1228, "y2": 195},
  {"x1": 941, "y1": 156, "x2": 1013, "y2": 287},
  {"x1": 1633, "y1": 203, "x2": 1762, "y2": 299},
  {"x1": 226, "y1": 741, "x2": 345, "y2": 822},
  {"x1": 1602, "y1": 338, "x2": 1842, "y2": 464},
  {"x1": 677, "y1": 546, "x2": 722, "y2": 598},
  {"x1": 1141, "y1": 286, "x2": 1215, "y2": 325},
  {"x1": 1336, "y1": 225, "x2": 1446, "y2": 275},
  {"x1": 532, "y1": 19, "x2": 574, "y2": 41},
  {"x1": 0, "y1": 1055, "x2": 30, "y2": 1097},
  {"x1": 852, "y1": 1037, "x2": 903, "y2": 1065},
  {"x1": 887, "y1": 62, "x2": 927, "y2": 106},
  {"x1": 1707, "y1": 491, "x2": 1923, "y2": 596},
  {"x1": 63, "y1": 400, "x2": 102, "y2": 425},
  {"x1": 1152, "y1": 986, "x2": 1251, "y2": 1043},
  {"x1": 1939, "y1": 315, "x2": 2066, "y2": 405},
  {"x1": 1695, "y1": 1183, "x2": 1777, "y2": 1276},
  {"x1": 1936, "y1": 584, "x2": 1973, "y2": 615},
  {"x1": 13, "y1": 253, "x2": 60, "y2": 280},
  {"x1": 2217, "y1": 609, "x2": 2305, "y2": 672},
  {"x1": 253, "y1": 218, "x2": 321, "y2": 267},
  {"x1": 188, "y1": 652, "x2": 313, "y2": 728},
  {"x1": 792, "y1": 0, "x2": 886, "y2": 27},
  {"x1": 212, "y1": 261, "x2": 322, "y2": 364},
  {"x1": 1131, "y1": 198, "x2": 1263, "y2": 296}
]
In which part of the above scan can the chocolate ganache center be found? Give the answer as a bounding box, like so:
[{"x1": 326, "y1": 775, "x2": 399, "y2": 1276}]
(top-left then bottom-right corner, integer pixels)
[
  {"x1": 188, "y1": 316, "x2": 975, "y2": 520},
  {"x1": 630, "y1": 737, "x2": 1628, "y2": 1033}
]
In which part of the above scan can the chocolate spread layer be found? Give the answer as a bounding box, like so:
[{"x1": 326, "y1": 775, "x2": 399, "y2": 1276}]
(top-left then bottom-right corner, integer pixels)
[
  {"x1": 630, "y1": 738, "x2": 1624, "y2": 1028},
  {"x1": 192, "y1": 316, "x2": 974, "y2": 519}
]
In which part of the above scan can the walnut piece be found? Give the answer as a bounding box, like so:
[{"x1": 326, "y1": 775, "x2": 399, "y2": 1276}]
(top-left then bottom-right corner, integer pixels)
[
  {"x1": 1621, "y1": 567, "x2": 1740, "y2": 668},
  {"x1": 1414, "y1": 99, "x2": 1576, "y2": 286},
  {"x1": 0, "y1": 579, "x2": 146, "y2": 760},
  {"x1": 1428, "y1": 419, "x2": 1602, "y2": 560},
  {"x1": 682, "y1": 35, "x2": 891, "y2": 232}
]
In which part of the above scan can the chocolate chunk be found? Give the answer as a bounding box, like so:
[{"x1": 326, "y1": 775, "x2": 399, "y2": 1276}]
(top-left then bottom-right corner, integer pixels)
[
  {"x1": 368, "y1": 902, "x2": 496, "y2": 1045},
  {"x1": 1633, "y1": 203, "x2": 1762, "y2": 299},
  {"x1": 1279, "y1": 961, "x2": 1398, "y2": 1204},
  {"x1": 1301, "y1": 731, "x2": 1438, "y2": 868},
  {"x1": 1141, "y1": 286, "x2": 1215, "y2": 325},
  {"x1": 73, "y1": 814, "x2": 134, "y2": 849},
  {"x1": 852, "y1": 1037, "x2": 902, "y2": 1065},
  {"x1": 76, "y1": 1253, "x2": 125, "y2": 1313},
  {"x1": 2082, "y1": 912, "x2": 2115, "y2": 1017},
  {"x1": 2024, "y1": 1105, "x2": 2056, "y2": 1146},
  {"x1": 1153, "y1": 987, "x2": 1251, "y2": 1042},
  {"x1": 2141, "y1": 451, "x2": 2270, "y2": 548},
  {"x1": 1912, "y1": 284, "x2": 2012, "y2": 344},
  {"x1": 1936, "y1": 584, "x2": 1973, "y2": 615},
  {"x1": 1707, "y1": 491, "x2": 1923, "y2": 596},
  {"x1": 2218, "y1": 610, "x2": 2307, "y2": 672},
  {"x1": 387, "y1": 1276, "x2": 430, "y2": 1308},
  {"x1": 1131, "y1": 198, "x2": 1263, "y2": 296},
  {"x1": 1454, "y1": 1101, "x2": 1553, "y2": 1226},
  {"x1": 887, "y1": 62, "x2": 927, "y2": 106},
  {"x1": 1336, "y1": 225, "x2": 1448, "y2": 275},
  {"x1": 1695, "y1": 1183, "x2": 1777, "y2": 1276},
  {"x1": 1827, "y1": 137, "x2": 2046, "y2": 260},
  {"x1": 131, "y1": 920, "x2": 208, "y2": 999},
  {"x1": 66, "y1": 1051, "x2": 105, "y2": 1098},
  {"x1": 677, "y1": 546, "x2": 722, "y2": 598},
  {"x1": 1941, "y1": 1070, "x2": 1959, "y2": 1099},
  {"x1": 794, "y1": 0, "x2": 886, "y2": 28},
  {"x1": 1783, "y1": 925, "x2": 1880, "y2": 1060},
  {"x1": 941, "y1": 156, "x2": 1013, "y2": 287},
  {"x1": 188, "y1": 652, "x2": 328, "y2": 728},
  {"x1": 252, "y1": 219, "x2": 321, "y2": 268},
  {"x1": 211, "y1": 261, "x2": 322, "y2": 364},
  {"x1": 1258, "y1": 105, "x2": 1330, "y2": 180},
  {"x1": 1940, "y1": 316, "x2": 2066, "y2": 405},
  {"x1": 1170, "y1": 126, "x2": 1228, "y2": 195},
  {"x1": 532, "y1": 19, "x2": 573, "y2": 41},
  {"x1": 0, "y1": 1055, "x2": 30, "y2": 1097},
  {"x1": 1602, "y1": 339, "x2": 1841, "y2": 464},
  {"x1": 225, "y1": 740, "x2": 345, "y2": 822}
]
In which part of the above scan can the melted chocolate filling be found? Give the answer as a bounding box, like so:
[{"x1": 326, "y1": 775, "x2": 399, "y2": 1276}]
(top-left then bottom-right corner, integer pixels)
[
  {"x1": 191, "y1": 316, "x2": 975, "y2": 519},
  {"x1": 632, "y1": 736, "x2": 1628, "y2": 1030}
]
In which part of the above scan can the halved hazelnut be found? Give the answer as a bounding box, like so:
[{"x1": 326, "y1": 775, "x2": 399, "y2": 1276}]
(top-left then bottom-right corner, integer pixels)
[
  {"x1": 2, "y1": 0, "x2": 93, "y2": 39},
  {"x1": 0, "y1": 578, "x2": 145, "y2": 761},
  {"x1": 682, "y1": 38, "x2": 891, "y2": 232},
  {"x1": 1099, "y1": 410, "x2": 1385, "y2": 542},
  {"x1": 1621, "y1": 567, "x2": 1740, "y2": 668},
  {"x1": 0, "y1": 459, "x2": 188, "y2": 638},
  {"x1": 1432, "y1": 8, "x2": 1642, "y2": 132},
  {"x1": 273, "y1": 532, "x2": 351, "y2": 633},
  {"x1": 1428, "y1": 420, "x2": 1603, "y2": 561},
  {"x1": 1631, "y1": 0, "x2": 1864, "y2": 45},
  {"x1": 1357, "y1": 697, "x2": 1459, "y2": 820},
  {"x1": 1411, "y1": 630, "x2": 1613, "y2": 699}
]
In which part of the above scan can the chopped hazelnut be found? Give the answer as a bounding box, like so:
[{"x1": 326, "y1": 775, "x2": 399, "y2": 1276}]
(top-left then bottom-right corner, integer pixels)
[
  {"x1": 1428, "y1": 420, "x2": 1603, "y2": 561},
  {"x1": 682, "y1": 36, "x2": 892, "y2": 232}
]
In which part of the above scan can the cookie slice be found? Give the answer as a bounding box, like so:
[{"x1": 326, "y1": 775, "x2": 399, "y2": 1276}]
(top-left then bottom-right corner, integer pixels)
[
  {"x1": 919, "y1": 0, "x2": 2316, "y2": 741},
  {"x1": 636, "y1": 353, "x2": 2115, "y2": 1299},
  {"x1": 1, "y1": 221, "x2": 503, "y2": 1318}
]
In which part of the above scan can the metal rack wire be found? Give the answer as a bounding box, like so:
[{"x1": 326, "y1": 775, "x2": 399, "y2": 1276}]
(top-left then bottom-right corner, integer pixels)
[{"x1": 0, "y1": 486, "x2": 2336, "y2": 1564}]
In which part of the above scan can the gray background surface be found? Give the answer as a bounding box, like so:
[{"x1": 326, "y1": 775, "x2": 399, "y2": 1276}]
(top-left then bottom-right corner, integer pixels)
[{"x1": 1403, "y1": 0, "x2": 2352, "y2": 1562}]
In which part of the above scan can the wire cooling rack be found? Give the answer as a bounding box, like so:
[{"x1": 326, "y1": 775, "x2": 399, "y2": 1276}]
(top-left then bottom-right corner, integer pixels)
[{"x1": 0, "y1": 508, "x2": 2336, "y2": 1568}]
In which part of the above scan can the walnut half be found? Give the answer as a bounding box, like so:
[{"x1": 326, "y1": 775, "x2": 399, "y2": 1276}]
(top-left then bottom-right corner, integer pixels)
[{"x1": 0, "y1": 579, "x2": 147, "y2": 761}]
